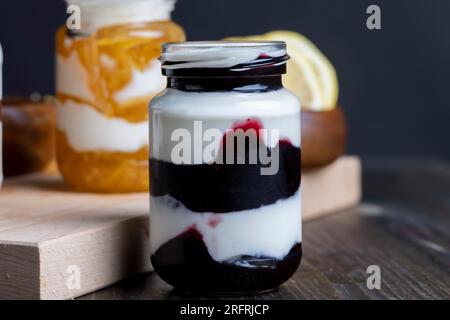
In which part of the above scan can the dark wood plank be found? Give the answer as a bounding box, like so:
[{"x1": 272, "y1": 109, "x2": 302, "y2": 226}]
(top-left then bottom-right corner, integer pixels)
[{"x1": 79, "y1": 158, "x2": 450, "y2": 300}]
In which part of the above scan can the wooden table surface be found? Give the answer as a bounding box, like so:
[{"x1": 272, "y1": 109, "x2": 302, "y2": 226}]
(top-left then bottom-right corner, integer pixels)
[{"x1": 79, "y1": 158, "x2": 450, "y2": 300}]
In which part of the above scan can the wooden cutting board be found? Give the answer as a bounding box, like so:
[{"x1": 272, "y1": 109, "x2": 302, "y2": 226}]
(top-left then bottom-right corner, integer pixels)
[{"x1": 0, "y1": 156, "x2": 361, "y2": 300}]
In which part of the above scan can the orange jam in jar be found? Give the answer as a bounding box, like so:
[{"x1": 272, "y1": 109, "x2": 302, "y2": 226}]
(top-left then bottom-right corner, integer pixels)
[{"x1": 56, "y1": 0, "x2": 185, "y2": 193}]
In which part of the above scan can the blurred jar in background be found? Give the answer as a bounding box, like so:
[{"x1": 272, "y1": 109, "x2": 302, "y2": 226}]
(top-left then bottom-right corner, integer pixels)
[
  {"x1": 56, "y1": 0, "x2": 185, "y2": 193},
  {"x1": 0, "y1": 43, "x2": 3, "y2": 188}
]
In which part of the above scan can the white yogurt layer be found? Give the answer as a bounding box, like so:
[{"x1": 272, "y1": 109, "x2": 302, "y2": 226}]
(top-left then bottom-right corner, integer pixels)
[
  {"x1": 57, "y1": 99, "x2": 148, "y2": 152},
  {"x1": 57, "y1": 52, "x2": 95, "y2": 104},
  {"x1": 58, "y1": 52, "x2": 165, "y2": 105},
  {"x1": 66, "y1": 0, "x2": 174, "y2": 35},
  {"x1": 150, "y1": 88, "x2": 301, "y2": 163},
  {"x1": 114, "y1": 59, "x2": 166, "y2": 104},
  {"x1": 150, "y1": 191, "x2": 302, "y2": 262}
]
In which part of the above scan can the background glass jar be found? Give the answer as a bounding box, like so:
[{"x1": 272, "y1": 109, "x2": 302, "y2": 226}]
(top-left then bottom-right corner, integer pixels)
[
  {"x1": 55, "y1": 0, "x2": 185, "y2": 193},
  {"x1": 149, "y1": 42, "x2": 302, "y2": 294},
  {"x1": 0, "y1": 43, "x2": 3, "y2": 188}
]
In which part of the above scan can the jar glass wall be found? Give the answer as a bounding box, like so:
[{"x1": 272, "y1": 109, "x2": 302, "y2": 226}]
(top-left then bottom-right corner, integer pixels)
[
  {"x1": 149, "y1": 42, "x2": 302, "y2": 294},
  {"x1": 0, "y1": 43, "x2": 3, "y2": 188},
  {"x1": 56, "y1": 0, "x2": 185, "y2": 192}
]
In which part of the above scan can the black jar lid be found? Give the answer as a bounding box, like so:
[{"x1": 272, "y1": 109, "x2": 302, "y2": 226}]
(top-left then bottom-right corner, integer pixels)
[{"x1": 160, "y1": 41, "x2": 289, "y2": 77}]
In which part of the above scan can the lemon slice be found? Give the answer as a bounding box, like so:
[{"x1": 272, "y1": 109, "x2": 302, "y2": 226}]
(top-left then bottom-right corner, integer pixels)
[
  {"x1": 226, "y1": 34, "x2": 323, "y2": 109},
  {"x1": 282, "y1": 45, "x2": 323, "y2": 109},
  {"x1": 265, "y1": 31, "x2": 338, "y2": 110},
  {"x1": 225, "y1": 31, "x2": 338, "y2": 110}
]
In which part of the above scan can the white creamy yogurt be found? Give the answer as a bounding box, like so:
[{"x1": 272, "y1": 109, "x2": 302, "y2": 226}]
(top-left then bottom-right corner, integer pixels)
[
  {"x1": 58, "y1": 52, "x2": 164, "y2": 105},
  {"x1": 57, "y1": 52, "x2": 95, "y2": 103},
  {"x1": 150, "y1": 191, "x2": 302, "y2": 261},
  {"x1": 100, "y1": 54, "x2": 117, "y2": 69},
  {"x1": 128, "y1": 30, "x2": 164, "y2": 38},
  {"x1": 66, "y1": 0, "x2": 174, "y2": 35},
  {"x1": 150, "y1": 88, "x2": 301, "y2": 163},
  {"x1": 114, "y1": 59, "x2": 166, "y2": 104},
  {"x1": 57, "y1": 99, "x2": 148, "y2": 152}
]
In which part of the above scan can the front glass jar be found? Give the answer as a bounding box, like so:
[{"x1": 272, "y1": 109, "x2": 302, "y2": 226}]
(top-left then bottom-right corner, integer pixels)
[
  {"x1": 55, "y1": 0, "x2": 185, "y2": 192},
  {"x1": 149, "y1": 42, "x2": 302, "y2": 294}
]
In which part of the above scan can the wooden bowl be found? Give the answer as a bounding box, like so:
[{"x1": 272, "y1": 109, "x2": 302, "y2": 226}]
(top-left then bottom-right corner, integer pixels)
[
  {"x1": 301, "y1": 107, "x2": 347, "y2": 169},
  {"x1": 1, "y1": 96, "x2": 56, "y2": 177}
]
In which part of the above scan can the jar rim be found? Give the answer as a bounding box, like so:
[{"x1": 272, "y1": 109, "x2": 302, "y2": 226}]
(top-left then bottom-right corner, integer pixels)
[
  {"x1": 161, "y1": 41, "x2": 289, "y2": 77},
  {"x1": 162, "y1": 40, "x2": 286, "y2": 49}
]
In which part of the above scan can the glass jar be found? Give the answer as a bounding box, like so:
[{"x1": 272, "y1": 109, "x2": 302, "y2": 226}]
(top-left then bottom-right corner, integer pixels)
[
  {"x1": 149, "y1": 42, "x2": 302, "y2": 294},
  {"x1": 55, "y1": 0, "x2": 185, "y2": 193},
  {"x1": 0, "y1": 43, "x2": 3, "y2": 188}
]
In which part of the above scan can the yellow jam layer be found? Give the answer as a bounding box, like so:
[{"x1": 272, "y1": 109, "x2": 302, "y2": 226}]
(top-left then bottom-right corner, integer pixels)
[
  {"x1": 57, "y1": 130, "x2": 148, "y2": 193},
  {"x1": 56, "y1": 21, "x2": 185, "y2": 192},
  {"x1": 56, "y1": 20, "x2": 185, "y2": 122}
]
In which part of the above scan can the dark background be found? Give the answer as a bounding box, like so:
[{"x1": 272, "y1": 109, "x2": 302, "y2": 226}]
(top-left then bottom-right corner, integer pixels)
[{"x1": 0, "y1": 0, "x2": 449, "y2": 159}]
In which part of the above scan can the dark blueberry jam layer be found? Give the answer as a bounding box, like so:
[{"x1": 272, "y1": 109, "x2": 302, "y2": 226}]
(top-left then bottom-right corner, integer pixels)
[
  {"x1": 151, "y1": 227, "x2": 302, "y2": 295},
  {"x1": 162, "y1": 53, "x2": 288, "y2": 78},
  {"x1": 150, "y1": 143, "x2": 300, "y2": 213},
  {"x1": 167, "y1": 75, "x2": 283, "y2": 92},
  {"x1": 150, "y1": 118, "x2": 300, "y2": 213}
]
